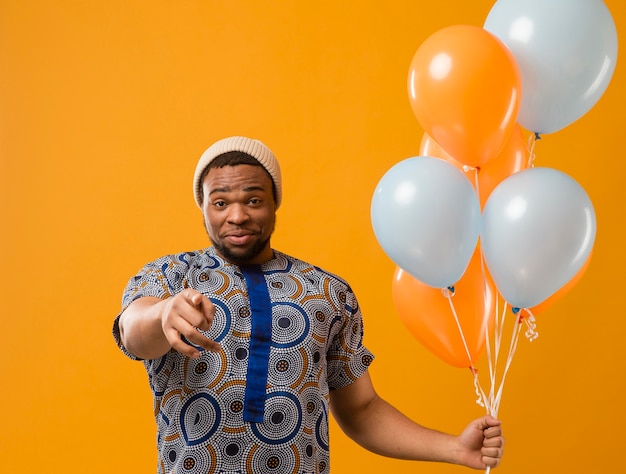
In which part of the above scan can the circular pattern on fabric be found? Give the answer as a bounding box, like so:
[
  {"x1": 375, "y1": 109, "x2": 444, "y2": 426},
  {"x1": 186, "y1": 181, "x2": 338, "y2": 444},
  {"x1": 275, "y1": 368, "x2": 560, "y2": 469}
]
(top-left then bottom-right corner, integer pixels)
[
  {"x1": 245, "y1": 444, "x2": 300, "y2": 474},
  {"x1": 301, "y1": 299, "x2": 335, "y2": 339},
  {"x1": 188, "y1": 265, "x2": 228, "y2": 289},
  {"x1": 146, "y1": 356, "x2": 172, "y2": 394},
  {"x1": 180, "y1": 393, "x2": 222, "y2": 446},
  {"x1": 267, "y1": 273, "x2": 301, "y2": 298},
  {"x1": 179, "y1": 444, "x2": 218, "y2": 473},
  {"x1": 266, "y1": 347, "x2": 307, "y2": 387},
  {"x1": 158, "y1": 420, "x2": 185, "y2": 473},
  {"x1": 214, "y1": 381, "x2": 246, "y2": 431},
  {"x1": 271, "y1": 303, "x2": 310, "y2": 348},
  {"x1": 315, "y1": 402, "x2": 329, "y2": 452},
  {"x1": 160, "y1": 387, "x2": 183, "y2": 418},
  {"x1": 298, "y1": 383, "x2": 324, "y2": 425},
  {"x1": 250, "y1": 391, "x2": 302, "y2": 445},
  {"x1": 209, "y1": 433, "x2": 251, "y2": 472},
  {"x1": 229, "y1": 300, "x2": 252, "y2": 337},
  {"x1": 176, "y1": 251, "x2": 221, "y2": 271},
  {"x1": 361, "y1": 353, "x2": 374, "y2": 367},
  {"x1": 227, "y1": 341, "x2": 250, "y2": 379},
  {"x1": 184, "y1": 351, "x2": 226, "y2": 390},
  {"x1": 202, "y1": 298, "x2": 233, "y2": 343},
  {"x1": 326, "y1": 288, "x2": 352, "y2": 312}
]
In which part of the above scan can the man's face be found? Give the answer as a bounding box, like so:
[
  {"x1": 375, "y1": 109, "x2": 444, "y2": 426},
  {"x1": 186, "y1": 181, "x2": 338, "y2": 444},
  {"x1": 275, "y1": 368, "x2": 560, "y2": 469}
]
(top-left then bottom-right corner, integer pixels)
[{"x1": 201, "y1": 164, "x2": 276, "y2": 265}]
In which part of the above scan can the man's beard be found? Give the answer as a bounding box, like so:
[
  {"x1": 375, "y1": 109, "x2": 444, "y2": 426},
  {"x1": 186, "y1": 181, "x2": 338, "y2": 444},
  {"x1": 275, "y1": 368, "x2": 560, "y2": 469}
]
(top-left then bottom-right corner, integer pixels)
[
  {"x1": 204, "y1": 217, "x2": 275, "y2": 265},
  {"x1": 210, "y1": 234, "x2": 272, "y2": 265}
]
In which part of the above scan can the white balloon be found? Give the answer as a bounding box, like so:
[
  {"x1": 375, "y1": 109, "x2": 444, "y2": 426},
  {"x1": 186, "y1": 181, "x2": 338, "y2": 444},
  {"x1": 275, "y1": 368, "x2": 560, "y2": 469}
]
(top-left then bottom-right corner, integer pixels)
[
  {"x1": 481, "y1": 167, "x2": 596, "y2": 308},
  {"x1": 371, "y1": 157, "x2": 481, "y2": 289},
  {"x1": 484, "y1": 0, "x2": 618, "y2": 134}
]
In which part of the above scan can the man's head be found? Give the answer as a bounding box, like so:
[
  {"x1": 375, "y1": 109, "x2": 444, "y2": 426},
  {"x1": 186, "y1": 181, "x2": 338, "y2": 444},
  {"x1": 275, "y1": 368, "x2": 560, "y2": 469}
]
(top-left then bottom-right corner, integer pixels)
[
  {"x1": 193, "y1": 136, "x2": 282, "y2": 209},
  {"x1": 194, "y1": 136, "x2": 282, "y2": 265}
]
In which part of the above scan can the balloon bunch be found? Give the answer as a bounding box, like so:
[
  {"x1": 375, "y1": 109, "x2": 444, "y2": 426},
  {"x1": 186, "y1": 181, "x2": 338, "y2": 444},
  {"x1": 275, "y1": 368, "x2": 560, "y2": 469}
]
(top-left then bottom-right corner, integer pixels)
[{"x1": 371, "y1": 0, "x2": 616, "y2": 432}]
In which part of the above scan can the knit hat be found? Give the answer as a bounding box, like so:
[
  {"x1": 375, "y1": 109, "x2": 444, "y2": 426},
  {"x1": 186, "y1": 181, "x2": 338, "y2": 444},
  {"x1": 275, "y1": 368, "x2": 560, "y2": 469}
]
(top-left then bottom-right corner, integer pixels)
[{"x1": 193, "y1": 136, "x2": 282, "y2": 209}]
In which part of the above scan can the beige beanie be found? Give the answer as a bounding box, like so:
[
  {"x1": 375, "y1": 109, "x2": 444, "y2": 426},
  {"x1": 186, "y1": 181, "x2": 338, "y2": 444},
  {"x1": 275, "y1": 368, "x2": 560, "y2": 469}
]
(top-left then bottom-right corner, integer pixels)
[{"x1": 193, "y1": 136, "x2": 282, "y2": 209}]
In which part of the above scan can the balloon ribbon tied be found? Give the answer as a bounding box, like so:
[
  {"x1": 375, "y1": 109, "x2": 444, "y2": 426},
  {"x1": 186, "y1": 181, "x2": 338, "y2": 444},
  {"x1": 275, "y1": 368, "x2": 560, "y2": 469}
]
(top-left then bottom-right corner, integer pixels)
[
  {"x1": 469, "y1": 366, "x2": 491, "y2": 414},
  {"x1": 521, "y1": 309, "x2": 539, "y2": 342},
  {"x1": 478, "y1": 299, "x2": 535, "y2": 420},
  {"x1": 526, "y1": 133, "x2": 540, "y2": 168},
  {"x1": 442, "y1": 286, "x2": 478, "y2": 374}
]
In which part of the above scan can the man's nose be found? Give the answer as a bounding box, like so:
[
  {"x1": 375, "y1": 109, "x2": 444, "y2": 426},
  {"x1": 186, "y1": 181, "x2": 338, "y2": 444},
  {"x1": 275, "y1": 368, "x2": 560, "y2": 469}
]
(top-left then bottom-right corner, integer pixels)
[{"x1": 226, "y1": 203, "x2": 249, "y2": 224}]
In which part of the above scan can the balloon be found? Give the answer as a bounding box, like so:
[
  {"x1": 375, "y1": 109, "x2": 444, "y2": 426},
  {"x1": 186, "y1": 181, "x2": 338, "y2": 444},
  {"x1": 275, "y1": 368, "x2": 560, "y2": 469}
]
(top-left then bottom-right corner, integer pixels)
[
  {"x1": 371, "y1": 156, "x2": 480, "y2": 289},
  {"x1": 419, "y1": 132, "x2": 455, "y2": 164},
  {"x1": 476, "y1": 125, "x2": 529, "y2": 207},
  {"x1": 531, "y1": 251, "x2": 592, "y2": 315},
  {"x1": 481, "y1": 167, "x2": 596, "y2": 309},
  {"x1": 420, "y1": 124, "x2": 529, "y2": 207},
  {"x1": 392, "y1": 248, "x2": 496, "y2": 368},
  {"x1": 484, "y1": 0, "x2": 618, "y2": 134},
  {"x1": 407, "y1": 24, "x2": 521, "y2": 167}
]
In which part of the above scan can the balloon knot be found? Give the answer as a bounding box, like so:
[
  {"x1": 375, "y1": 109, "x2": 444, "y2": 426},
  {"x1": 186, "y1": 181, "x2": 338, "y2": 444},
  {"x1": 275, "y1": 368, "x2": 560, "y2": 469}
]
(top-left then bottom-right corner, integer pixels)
[
  {"x1": 441, "y1": 286, "x2": 455, "y2": 298},
  {"x1": 512, "y1": 307, "x2": 521, "y2": 314},
  {"x1": 469, "y1": 366, "x2": 478, "y2": 375},
  {"x1": 534, "y1": 132, "x2": 542, "y2": 140}
]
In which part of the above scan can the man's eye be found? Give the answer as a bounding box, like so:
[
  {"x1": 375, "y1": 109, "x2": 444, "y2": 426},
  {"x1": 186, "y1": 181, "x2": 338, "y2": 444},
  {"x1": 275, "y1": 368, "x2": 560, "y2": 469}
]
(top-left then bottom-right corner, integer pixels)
[
  {"x1": 213, "y1": 201, "x2": 226, "y2": 207},
  {"x1": 249, "y1": 198, "x2": 261, "y2": 205}
]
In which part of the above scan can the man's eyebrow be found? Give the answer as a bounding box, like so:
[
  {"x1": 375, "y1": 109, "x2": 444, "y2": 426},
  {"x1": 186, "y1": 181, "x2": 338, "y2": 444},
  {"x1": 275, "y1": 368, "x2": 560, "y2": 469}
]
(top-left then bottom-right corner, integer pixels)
[
  {"x1": 242, "y1": 185, "x2": 267, "y2": 193},
  {"x1": 208, "y1": 186, "x2": 230, "y2": 196},
  {"x1": 208, "y1": 185, "x2": 267, "y2": 196}
]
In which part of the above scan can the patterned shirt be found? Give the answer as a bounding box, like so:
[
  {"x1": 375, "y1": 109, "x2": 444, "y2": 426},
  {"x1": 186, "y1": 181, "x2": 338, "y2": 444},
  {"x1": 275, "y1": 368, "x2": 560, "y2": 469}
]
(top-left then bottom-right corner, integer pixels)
[{"x1": 112, "y1": 247, "x2": 374, "y2": 474}]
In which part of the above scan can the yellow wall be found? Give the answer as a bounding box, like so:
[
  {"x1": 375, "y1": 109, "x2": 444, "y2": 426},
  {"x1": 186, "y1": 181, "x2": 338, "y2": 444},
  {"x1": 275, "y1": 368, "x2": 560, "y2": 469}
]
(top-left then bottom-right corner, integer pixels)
[{"x1": 1, "y1": 1, "x2": 624, "y2": 472}]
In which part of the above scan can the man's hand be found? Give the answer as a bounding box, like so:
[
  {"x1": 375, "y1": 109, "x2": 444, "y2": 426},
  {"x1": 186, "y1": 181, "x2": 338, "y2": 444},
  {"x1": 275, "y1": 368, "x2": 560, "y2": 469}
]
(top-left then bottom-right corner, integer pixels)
[
  {"x1": 456, "y1": 415, "x2": 504, "y2": 470},
  {"x1": 119, "y1": 290, "x2": 220, "y2": 360},
  {"x1": 160, "y1": 289, "x2": 221, "y2": 358}
]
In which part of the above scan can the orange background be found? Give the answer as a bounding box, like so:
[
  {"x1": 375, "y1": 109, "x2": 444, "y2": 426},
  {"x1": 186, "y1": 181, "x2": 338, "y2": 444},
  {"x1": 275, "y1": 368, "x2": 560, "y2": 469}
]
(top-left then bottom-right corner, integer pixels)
[{"x1": 1, "y1": 1, "x2": 624, "y2": 472}]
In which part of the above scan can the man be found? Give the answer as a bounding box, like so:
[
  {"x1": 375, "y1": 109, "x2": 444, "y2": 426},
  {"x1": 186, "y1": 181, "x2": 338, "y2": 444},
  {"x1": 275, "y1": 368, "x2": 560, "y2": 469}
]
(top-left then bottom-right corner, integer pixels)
[{"x1": 113, "y1": 136, "x2": 504, "y2": 473}]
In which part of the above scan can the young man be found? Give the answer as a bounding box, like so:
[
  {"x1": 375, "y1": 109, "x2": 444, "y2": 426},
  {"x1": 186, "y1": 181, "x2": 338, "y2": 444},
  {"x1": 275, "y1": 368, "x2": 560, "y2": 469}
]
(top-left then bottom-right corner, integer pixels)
[{"x1": 113, "y1": 136, "x2": 504, "y2": 474}]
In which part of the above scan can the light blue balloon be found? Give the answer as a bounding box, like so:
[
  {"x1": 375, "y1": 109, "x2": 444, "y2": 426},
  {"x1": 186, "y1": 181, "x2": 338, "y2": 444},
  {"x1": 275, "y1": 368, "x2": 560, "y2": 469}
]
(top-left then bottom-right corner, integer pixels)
[
  {"x1": 484, "y1": 0, "x2": 618, "y2": 134},
  {"x1": 371, "y1": 156, "x2": 481, "y2": 289},
  {"x1": 481, "y1": 167, "x2": 596, "y2": 309}
]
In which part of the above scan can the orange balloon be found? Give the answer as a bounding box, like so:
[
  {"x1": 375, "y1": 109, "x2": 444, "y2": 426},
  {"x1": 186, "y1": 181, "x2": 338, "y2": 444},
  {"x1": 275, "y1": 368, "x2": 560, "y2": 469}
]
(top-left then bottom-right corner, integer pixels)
[
  {"x1": 531, "y1": 251, "x2": 592, "y2": 315},
  {"x1": 392, "y1": 248, "x2": 496, "y2": 368},
  {"x1": 420, "y1": 131, "x2": 459, "y2": 166},
  {"x1": 420, "y1": 125, "x2": 529, "y2": 207},
  {"x1": 476, "y1": 124, "x2": 528, "y2": 207},
  {"x1": 408, "y1": 25, "x2": 522, "y2": 168}
]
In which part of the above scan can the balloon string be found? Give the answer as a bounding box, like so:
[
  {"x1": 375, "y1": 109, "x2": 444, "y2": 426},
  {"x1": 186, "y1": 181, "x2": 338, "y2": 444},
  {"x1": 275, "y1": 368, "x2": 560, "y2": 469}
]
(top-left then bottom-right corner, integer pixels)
[
  {"x1": 481, "y1": 293, "x2": 525, "y2": 413},
  {"x1": 486, "y1": 298, "x2": 511, "y2": 412},
  {"x1": 475, "y1": 245, "x2": 539, "y2": 472},
  {"x1": 444, "y1": 289, "x2": 496, "y2": 416},
  {"x1": 522, "y1": 309, "x2": 539, "y2": 341},
  {"x1": 492, "y1": 312, "x2": 523, "y2": 415},
  {"x1": 485, "y1": 298, "x2": 505, "y2": 413},
  {"x1": 478, "y1": 248, "x2": 501, "y2": 413},
  {"x1": 481, "y1": 308, "x2": 538, "y2": 474},
  {"x1": 478, "y1": 244, "x2": 507, "y2": 413},
  {"x1": 443, "y1": 287, "x2": 477, "y2": 373},
  {"x1": 526, "y1": 132, "x2": 540, "y2": 168},
  {"x1": 471, "y1": 365, "x2": 493, "y2": 414},
  {"x1": 473, "y1": 166, "x2": 480, "y2": 199}
]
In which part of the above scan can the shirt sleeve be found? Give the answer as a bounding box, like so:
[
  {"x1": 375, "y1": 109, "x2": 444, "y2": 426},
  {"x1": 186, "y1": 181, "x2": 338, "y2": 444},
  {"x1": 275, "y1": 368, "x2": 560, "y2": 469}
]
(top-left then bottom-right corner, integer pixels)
[
  {"x1": 112, "y1": 254, "x2": 188, "y2": 360},
  {"x1": 325, "y1": 284, "x2": 374, "y2": 390}
]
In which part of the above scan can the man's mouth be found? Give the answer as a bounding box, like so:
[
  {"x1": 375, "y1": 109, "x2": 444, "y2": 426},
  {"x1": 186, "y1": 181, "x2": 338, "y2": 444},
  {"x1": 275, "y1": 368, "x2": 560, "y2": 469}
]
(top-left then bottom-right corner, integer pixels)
[{"x1": 224, "y1": 232, "x2": 255, "y2": 246}]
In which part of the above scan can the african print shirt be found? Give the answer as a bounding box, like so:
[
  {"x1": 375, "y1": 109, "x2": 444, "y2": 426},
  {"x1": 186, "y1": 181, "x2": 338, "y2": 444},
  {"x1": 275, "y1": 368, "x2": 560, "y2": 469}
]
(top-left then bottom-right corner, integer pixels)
[{"x1": 112, "y1": 247, "x2": 374, "y2": 474}]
